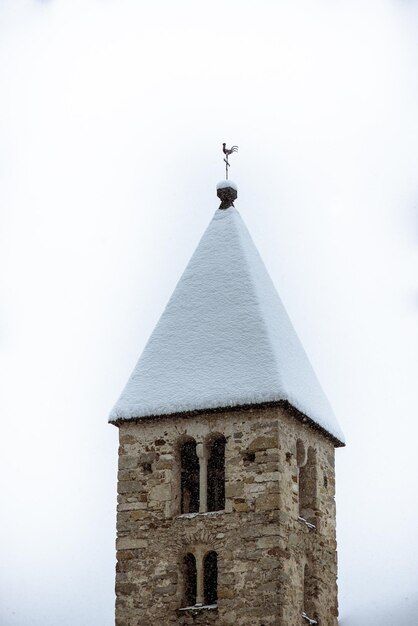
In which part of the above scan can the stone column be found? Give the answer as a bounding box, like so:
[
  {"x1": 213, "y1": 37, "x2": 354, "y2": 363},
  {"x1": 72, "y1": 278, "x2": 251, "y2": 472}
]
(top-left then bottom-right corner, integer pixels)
[
  {"x1": 196, "y1": 443, "x2": 209, "y2": 513},
  {"x1": 195, "y1": 546, "x2": 204, "y2": 606}
]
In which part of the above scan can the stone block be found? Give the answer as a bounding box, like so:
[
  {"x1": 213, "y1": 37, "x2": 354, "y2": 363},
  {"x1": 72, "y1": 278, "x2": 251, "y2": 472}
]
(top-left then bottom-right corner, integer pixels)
[
  {"x1": 116, "y1": 537, "x2": 148, "y2": 550},
  {"x1": 130, "y1": 510, "x2": 148, "y2": 521},
  {"x1": 248, "y1": 436, "x2": 277, "y2": 451},
  {"x1": 120, "y1": 434, "x2": 137, "y2": 445},
  {"x1": 149, "y1": 483, "x2": 171, "y2": 502},
  {"x1": 217, "y1": 587, "x2": 234, "y2": 599},
  {"x1": 254, "y1": 472, "x2": 280, "y2": 483},
  {"x1": 233, "y1": 500, "x2": 250, "y2": 512},
  {"x1": 256, "y1": 535, "x2": 279, "y2": 549},
  {"x1": 118, "y1": 480, "x2": 140, "y2": 495},
  {"x1": 225, "y1": 483, "x2": 244, "y2": 497},
  {"x1": 255, "y1": 493, "x2": 280, "y2": 511},
  {"x1": 119, "y1": 456, "x2": 138, "y2": 470}
]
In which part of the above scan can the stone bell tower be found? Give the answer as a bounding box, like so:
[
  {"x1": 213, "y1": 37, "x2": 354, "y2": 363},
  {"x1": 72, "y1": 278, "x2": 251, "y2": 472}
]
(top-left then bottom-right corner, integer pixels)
[{"x1": 109, "y1": 179, "x2": 345, "y2": 626}]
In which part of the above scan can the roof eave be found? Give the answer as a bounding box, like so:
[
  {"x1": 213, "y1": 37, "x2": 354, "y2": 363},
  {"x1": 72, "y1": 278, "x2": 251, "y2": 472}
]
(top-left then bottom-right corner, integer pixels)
[{"x1": 110, "y1": 399, "x2": 345, "y2": 448}]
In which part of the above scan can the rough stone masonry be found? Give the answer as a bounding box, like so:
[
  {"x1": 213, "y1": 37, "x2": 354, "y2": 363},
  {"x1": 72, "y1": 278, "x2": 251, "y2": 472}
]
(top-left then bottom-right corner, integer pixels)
[{"x1": 114, "y1": 404, "x2": 339, "y2": 626}]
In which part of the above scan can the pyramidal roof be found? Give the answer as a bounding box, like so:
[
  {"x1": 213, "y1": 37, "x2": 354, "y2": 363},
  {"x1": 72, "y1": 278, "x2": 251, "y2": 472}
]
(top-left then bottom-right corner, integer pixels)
[{"x1": 110, "y1": 198, "x2": 344, "y2": 446}]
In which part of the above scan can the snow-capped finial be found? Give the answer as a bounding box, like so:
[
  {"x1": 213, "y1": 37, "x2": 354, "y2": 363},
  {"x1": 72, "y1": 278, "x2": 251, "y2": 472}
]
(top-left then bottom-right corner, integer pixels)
[
  {"x1": 222, "y1": 142, "x2": 238, "y2": 180},
  {"x1": 218, "y1": 143, "x2": 238, "y2": 209},
  {"x1": 217, "y1": 179, "x2": 238, "y2": 210}
]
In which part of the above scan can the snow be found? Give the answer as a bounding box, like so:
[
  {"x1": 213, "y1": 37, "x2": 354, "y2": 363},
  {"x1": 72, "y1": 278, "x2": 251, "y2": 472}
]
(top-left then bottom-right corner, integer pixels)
[
  {"x1": 176, "y1": 510, "x2": 224, "y2": 520},
  {"x1": 298, "y1": 516, "x2": 316, "y2": 530},
  {"x1": 178, "y1": 604, "x2": 217, "y2": 611},
  {"x1": 216, "y1": 179, "x2": 237, "y2": 191},
  {"x1": 109, "y1": 207, "x2": 344, "y2": 445}
]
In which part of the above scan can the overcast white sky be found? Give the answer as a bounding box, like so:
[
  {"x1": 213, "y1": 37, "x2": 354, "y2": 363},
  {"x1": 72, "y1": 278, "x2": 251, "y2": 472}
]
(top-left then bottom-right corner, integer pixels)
[{"x1": 1, "y1": 1, "x2": 418, "y2": 624}]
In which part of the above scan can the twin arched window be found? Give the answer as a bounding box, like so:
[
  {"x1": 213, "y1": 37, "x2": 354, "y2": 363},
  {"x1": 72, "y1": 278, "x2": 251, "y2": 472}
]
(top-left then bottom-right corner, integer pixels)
[
  {"x1": 183, "y1": 551, "x2": 218, "y2": 608},
  {"x1": 180, "y1": 435, "x2": 226, "y2": 515}
]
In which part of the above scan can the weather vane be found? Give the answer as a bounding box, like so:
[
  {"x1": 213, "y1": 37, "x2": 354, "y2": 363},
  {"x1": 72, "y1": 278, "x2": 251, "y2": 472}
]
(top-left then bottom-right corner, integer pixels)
[{"x1": 222, "y1": 143, "x2": 238, "y2": 180}]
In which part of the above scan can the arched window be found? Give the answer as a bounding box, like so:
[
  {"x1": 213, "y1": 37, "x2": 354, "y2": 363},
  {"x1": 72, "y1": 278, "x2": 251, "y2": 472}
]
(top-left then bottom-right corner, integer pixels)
[
  {"x1": 299, "y1": 447, "x2": 317, "y2": 523},
  {"x1": 183, "y1": 553, "x2": 197, "y2": 607},
  {"x1": 203, "y1": 551, "x2": 218, "y2": 606},
  {"x1": 207, "y1": 435, "x2": 226, "y2": 512},
  {"x1": 180, "y1": 439, "x2": 199, "y2": 514}
]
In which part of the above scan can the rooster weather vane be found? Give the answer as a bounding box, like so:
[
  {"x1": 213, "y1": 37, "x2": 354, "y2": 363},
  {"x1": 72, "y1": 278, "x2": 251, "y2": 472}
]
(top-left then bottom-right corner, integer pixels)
[
  {"x1": 217, "y1": 143, "x2": 239, "y2": 210},
  {"x1": 222, "y1": 143, "x2": 238, "y2": 180}
]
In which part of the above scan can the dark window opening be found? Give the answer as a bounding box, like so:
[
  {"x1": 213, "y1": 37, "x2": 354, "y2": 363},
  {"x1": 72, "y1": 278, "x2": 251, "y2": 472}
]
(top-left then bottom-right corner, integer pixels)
[
  {"x1": 141, "y1": 462, "x2": 152, "y2": 474},
  {"x1": 243, "y1": 450, "x2": 256, "y2": 464},
  {"x1": 184, "y1": 553, "x2": 197, "y2": 607},
  {"x1": 203, "y1": 551, "x2": 218, "y2": 605},
  {"x1": 207, "y1": 436, "x2": 226, "y2": 512},
  {"x1": 299, "y1": 447, "x2": 317, "y2": 523},
  {"x1": 180, "y1": 440, "x2": 200, "y2": 514}
]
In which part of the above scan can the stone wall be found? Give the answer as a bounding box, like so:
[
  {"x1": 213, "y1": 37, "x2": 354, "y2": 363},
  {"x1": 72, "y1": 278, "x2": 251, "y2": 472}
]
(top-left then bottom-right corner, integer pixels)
[{"x1": 114, "y1": 406, "x2": 339, "y2": 625}]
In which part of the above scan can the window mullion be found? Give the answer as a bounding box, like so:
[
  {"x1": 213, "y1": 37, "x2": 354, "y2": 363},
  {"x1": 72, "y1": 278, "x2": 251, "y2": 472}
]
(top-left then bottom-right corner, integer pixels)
[{"x1": 196, "y1": 443, "x2": 209, "y2": 513}]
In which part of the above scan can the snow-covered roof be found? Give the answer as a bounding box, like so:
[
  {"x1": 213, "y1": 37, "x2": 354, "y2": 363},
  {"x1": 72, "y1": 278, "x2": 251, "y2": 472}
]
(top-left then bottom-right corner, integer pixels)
[{"x1": 110, "y1": 206, "x2": 345, "y2": 445}]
